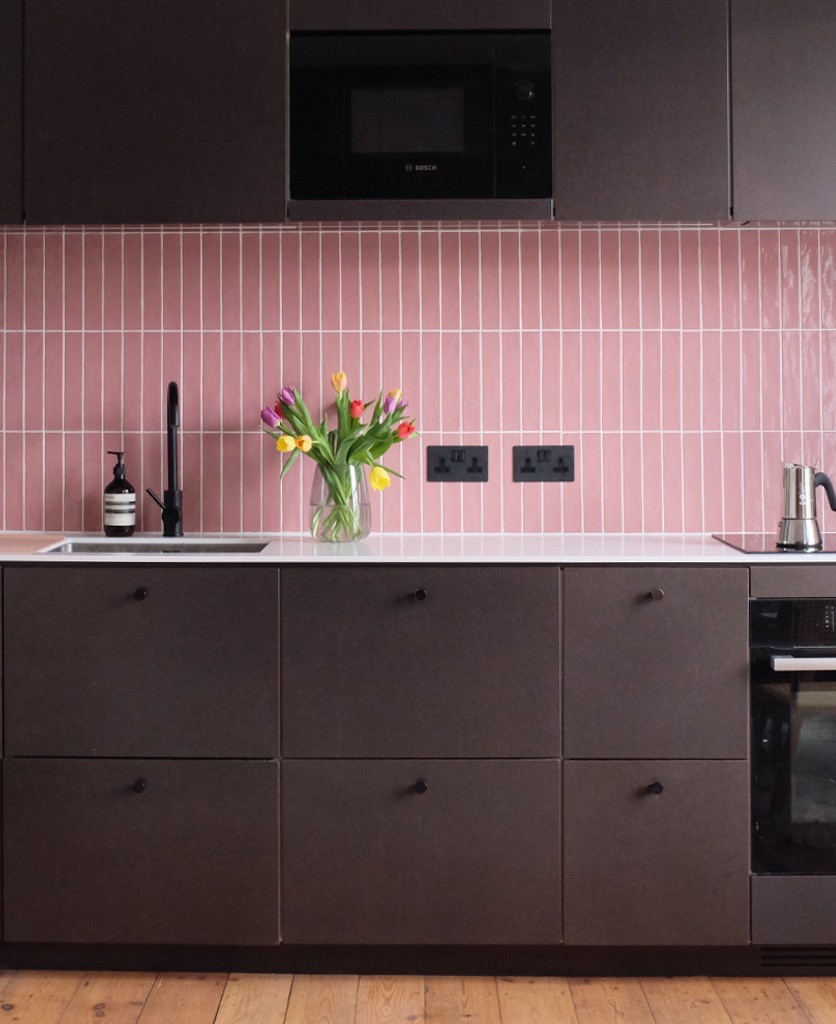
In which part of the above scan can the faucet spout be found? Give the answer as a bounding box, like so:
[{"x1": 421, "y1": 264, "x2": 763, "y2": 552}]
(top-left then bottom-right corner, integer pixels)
[{"x1": 146, "y1": 381, "x2": 183, "y2": 537}]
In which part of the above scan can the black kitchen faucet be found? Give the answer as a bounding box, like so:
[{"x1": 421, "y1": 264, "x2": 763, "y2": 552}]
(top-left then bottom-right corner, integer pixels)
[{"x1": 146, "y1": 381, "x2": 184, "y2": 537}]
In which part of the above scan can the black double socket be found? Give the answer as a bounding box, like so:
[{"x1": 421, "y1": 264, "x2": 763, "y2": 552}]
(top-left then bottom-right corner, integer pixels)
[{"x1": 512, "y1": 445, "x2": 574, "y2": 482}]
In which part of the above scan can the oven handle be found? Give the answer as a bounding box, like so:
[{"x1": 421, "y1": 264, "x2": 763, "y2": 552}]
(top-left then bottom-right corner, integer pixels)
[{"x1": 770, "y1": 655, "x2": 836, "y2": 672}]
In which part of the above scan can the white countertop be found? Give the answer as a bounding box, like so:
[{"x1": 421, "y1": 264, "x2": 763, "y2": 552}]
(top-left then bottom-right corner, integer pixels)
[{"x1": 4, "y1": 531, "x2": 836, "y2": 563}]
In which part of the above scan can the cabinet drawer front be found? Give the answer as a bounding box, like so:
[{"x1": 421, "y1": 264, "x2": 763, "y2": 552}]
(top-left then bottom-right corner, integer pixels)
[
  {"x1": 282, "y1": 566, "x2": 560, "y2": 757},
  {"x1": 563, "y1": 760, "x2": 750, "y2": 946},
  {"x1": 3, "y1": 758, "x2": 280, "y2": 945},
  {"x1": 282, "y1": 758, "x2": 561, "y2": 944},
  {"x1": 3, "y1": 566, "x2": 279, "y2": 757},
  {"x1": 563, "y1": 567, "x2": 749, "y2": 758}
]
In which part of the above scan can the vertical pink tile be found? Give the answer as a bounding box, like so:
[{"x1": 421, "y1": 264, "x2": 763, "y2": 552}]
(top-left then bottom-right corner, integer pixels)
[
  {"x1": 621, "y1": 330, "x2": 642, "y2": 432},
  {"x1": 739, "y1": 228, "x2": 762, "y2": 330},
  {"x1": 682, "y1": 333, "x2": 702, "y2": 432},
  {"x1": 640, "y1": 229, "x2": 662, "y2": 331},
  {"x1": 43, "y1": 335, "x2": 64, "y2": 431},
  {"x1": 122, "y1": 231, "x2": 143, "y2": 330},
  {"x1": 801, "y1": 330, "x2": 822, "y2": 433},
  {"x1": 520, "y1": 330, "x2": 542, "y2": 433},
  {"x1": 602, "y1": 433, "x2": 623, "y2": 532},
  {"x1": 622, "y1": 432, "x2": 643, "y2": 532},
  {"x1": 501, "y1": 332, "x2": 522, "y2": 433},
  {"x1": 4, "y1": 332, "x2": 23, "y2": 430},
  {"x1": 201, "y1": 331, "x2": 222, "y2": 430},
  {"x1": 24, "y1": 333, "x2": 44, "y2": 430},
  {"x1": 801, "y1": 229, "x2": 821, "y2": 329},
  {"x1": 682, "y1": 433, "x2": 704, "y2": 533},
  {"x1": 43, "y1": 232, "x2": 65, "y2": 331},
  {"x1": 701, "y1": 330, "x2": 722, "y2": 431},
  {"x1": 238, "y1": 231, "x2": 261, "y2": 334},
  {"x1": 822, "y1": 330, "x2": 836, "y2": 430},
  {"x1": 480, "y1": 331, "x2": 501, "y2": 433},
  {"x1": 460, "y1": 230, "x2": 481, "y2": 331},
  {"x1": 440, "y1": 333, "x2": 463, "y2": 434},
  {"x1": 560, "y1": 330, "x2": 581, "y2": 433},
  {"x1": 200, "y1": 231, "x2": 222, "y2": 330},
  {"x1": 762, "y1": 433, "x2": 785, "y2": 532},
  {"x1": 141, "y1": 332, "x2": 163, "y2": 435},
  {"x1": 221, "y1": 434, "x2": 243, "y2": 532},
  {"x1": 561, "y1": 432, "x2": 583, "y2": 532},
  {"x1": 780, "y1": 229, "x2": 801, "y2": 330},
  {"x1": 781, "y1": 430, "x2": 804, "y2": 467},
  {"x1": 461, "y1": 332, "x2": 482, "y2": 431},
  {"x1": 63, "y1": 232, "x2": 84, "y2": 330},
  {"x1": 699, "y1": 229, "x2": 722, "y2": 330},
  {"x1": 702, "y1": 432, "x2": 723, "y2": 531},
  {"x1": 383, "y1": 232, "x2": 405, "y2": 332},
  {"x1": 199, "y1": 432, "x2": 222, "y2": 533},
  {"x1": 162, "y1": 332, "x2": 183, "y2": 408},
  {"x1": 221, "y1": 333, "x2": 242, "y2": 431},
  {"x1": 641, "y1": 330, "x2": 662, "y2": 431},
  {"x1": 741, "y1": 332, "x2": 762, "y2": 432},
  {"x1": 580, "y1": 230, "x2": 601, "y2": 331},
  {"x1": 821, "y1": 230, "x2": 836, "y2": 329},
  {"x1": 759, "y1": 229, "x2": 781, "y2": 329},
  {"x1": 161, "y1": 231, "x2": 183, "y2": 331},
  {"x1": 141, "y1": 231, "x2": 162, "y2": 330},
  {"x1": 421, "y1": 433, "x2": 443, "y2": 533},
  {"x1": 580, "y1": 332, "x2": 601, "y2": 432},
  {"x1": 540, "y1": 228, "x2": 561, "y2": 330},
  {"x1": 339, "y1": 230, "x2": 362, "y2": 331},
  {"x1": 581, "y1": 436, "x2": 603, "y2": 532},
  {"x1": 660, "y1": 230, "x2": 681, "y2": 330},
  {"x1": 44, "y1": 432, "x2": 65, "y2": 531},
  {"x1": 618, "y1": 230, "x2": 640, "y2": 331},
  {"x1": 502, "y1": 460, "x2": 523, "y2": 534},
  {"x1": 541, "y1": 330, "x2": 561, "y2": 432},
  {"x1": 24, "y1": 432, "x2": 45, "y2": 529},
  {"x1": 259, "y1": 437, "x2": 281, "y2": 534},
  {"x1": 559, "y1": 229, "x2": 581, "y2": 330},
  {"x1": 320, "y1": 230, "x2": 342, "y2": 332},
  {"x1": 3, "y1": 432, "x2": 24, "y2": 529},
  {"x1": 662, "y1": 433, "x2": 684, "y2": 533},
  {"x1": 360, "y1": 230, "x2": 383, "y2": 330},
  {"x1": 780, "y1": 330, "x2": 802, "y2": 431},
  {"x1": 83, "y1": 432, "x2": 105, "y2": 531},
  {"x1": 719, "y1": 230, "x2": 741, "y2": 329},
  {"x1": 61, "y1": 432, "x2": 83, "y2": 533},
  {"x1": 760, "y1": 330, "x2": 782, "y2": 431},
  {"x1": 641, "y1": 432, "x2": 663, "y2": 532},
  {"x1": 476, "y1": 230, "x2": 498, "y2": 331},
  {"x1": 600, "y1": 334, "x2": 621, "y2": 433},
  {"x1": 661, "y1": 331, "x2": 682, "y2": 432},
  {"x1": 721, "y1": 331, "x2": 742, "y2": 431},
  {"x1": 279, "y1": 230, "x2": 301, "y2": 331},
  {"x1": 277, "y1": 330, "x2": 303, "y2": 406},
  {"x1": 520, "y1": 229, "x2": 542, "y2": 330},
  {"x1": 439, "y1": 231, "x2": 460, "y2": 330},
  {"x1": 83, "y1": 232, "x2": 104, "y2": 331},
  {"x1": 742, "y1": 431, "x2": 765, "y2": 533},
  {"x1": 24, "y1": 232, "x2": 45, "y2": 330},
  {"x1": 721, "y1": 433, "x2": 744, "y2": 532},
  {"x1": 221, "y1": 230, "x2": 242, "y2": 330},
  {"x1": 680, "y1": 230, "x2": 701, "y2": 330},
  {"x1": 321, "y1": 332, "x2": 343, "y2": 392},
  {"x1": 102, "y1": 232, "x2": 124, "y2": 331},
  {"x1": 359, "y1": 331, "x2": 381, "y2": 421},
  {"x1": 420, "y1": 331, "x2": 441, "y2": 430},
  {"x1": 500, "y1": 230, "x2": 522, "y2": 331},
  {"x1": 63, "y1": 332, "x2": 83, "y2": 431},
  {"x1": 103, "y1": 332, "x2": 124, "y2": 432},
  {"x1": 599, "y1": 230, "x2": 620, "y2": 331},
  {"x1": 181, "y1": 230, "x2": 203, "y2": 330}
]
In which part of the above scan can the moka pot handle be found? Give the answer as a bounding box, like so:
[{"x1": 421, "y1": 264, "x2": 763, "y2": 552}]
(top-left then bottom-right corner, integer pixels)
[{"x1": 814, "y1": 472, "x2": 836, "y2": 511}]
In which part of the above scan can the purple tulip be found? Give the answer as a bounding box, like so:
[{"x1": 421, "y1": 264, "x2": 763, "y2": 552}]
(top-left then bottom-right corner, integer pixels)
[
  {"x1": 278, "y1": 386, "x2": 296, "y2": 406},
  {"x1": 397, "y1": 400, "x2": 408, "y2": 411},
  {"x1": 261, "y1": 406, "x2": 281, "y2": 429},
  {"x1": 383, "y1": 394, "x2": 397, "y2": 415}
]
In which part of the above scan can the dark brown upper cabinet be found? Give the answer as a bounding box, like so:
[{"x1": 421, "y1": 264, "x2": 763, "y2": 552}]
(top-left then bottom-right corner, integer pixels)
[
  {"x1": 731, "y1": 0, "x2": 836, "y2": 220},
  {"x1": 0, "y1": 0, "x2": 23, "y2": 223},
  {"x1": 290, "y1": 0, "x2": 550, "y2": 31},
  {"x1": 24, "y1": 0, "x2": 286, "y2": 225},
  {"x1": 552, "y1": 0, "x2": 730, "y2": 221}
]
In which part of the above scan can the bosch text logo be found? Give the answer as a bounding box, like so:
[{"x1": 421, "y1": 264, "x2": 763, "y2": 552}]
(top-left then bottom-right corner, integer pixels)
[{"x1": 405, "y1": 163, "x2": 438, "y2": 172}]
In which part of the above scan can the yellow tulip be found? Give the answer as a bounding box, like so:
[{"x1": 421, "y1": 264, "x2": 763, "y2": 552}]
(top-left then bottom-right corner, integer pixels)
[
  {"x1": 387, "y1": 388, "x2": 403, "y2": 403},
  {"x1": 331, "y1": 371, "x2": 347, "y2": 393},
  {"x1": 276, "y1": 435, "x2": 295, "y2": 452},
  {"x1": 296, "y1": 435, "x2": 313, "y2": 453},
  {"x1": 369, "y1": 466, "x2": 391, "y2": 491}
]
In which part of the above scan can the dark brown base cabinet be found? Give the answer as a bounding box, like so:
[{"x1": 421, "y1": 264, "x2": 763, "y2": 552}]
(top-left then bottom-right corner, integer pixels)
[
  {"x1": 563, "y1": 760, "x2": 751, "y2": 946},
  {"x1": 282, "y1": 759, "x2": 561, "y2": 945},
  {"x1": 3, "y1": 758, "x2": 279, "y2": 945}
]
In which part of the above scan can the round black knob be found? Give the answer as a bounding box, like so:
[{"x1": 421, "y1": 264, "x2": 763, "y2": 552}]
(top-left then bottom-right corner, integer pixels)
[
  {"x1": 134, "y1": 587, "x2": 148, "y2": 601},
  {"x1": 413, "y1": 588, "x2": 428, "y2": 602},
  {"x1": 132, "y1": 778, "x2": 148, "y2": 793},
  {"x1": 647, "y1": 781, "x2": 664, "y2": 795},
  {"x1": 413, "y1": 779, "x2": 429, "y2": 794},
  {"x1": 648, "y1": 587, "x2": 665, "y2": 601},
  {"x1": 515, "y1": 80, "x2": 535, "y2": 102}
]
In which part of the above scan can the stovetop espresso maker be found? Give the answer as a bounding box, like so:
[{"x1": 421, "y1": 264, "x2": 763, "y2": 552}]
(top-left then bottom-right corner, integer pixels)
[{"x1": 777, "y1": 463, "x2": 836, "y2": 549}]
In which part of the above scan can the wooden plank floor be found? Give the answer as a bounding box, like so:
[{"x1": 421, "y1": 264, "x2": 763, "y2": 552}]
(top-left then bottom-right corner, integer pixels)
[{"x1": 1, "y1": 973, "x2": 836, "y2": 1024}]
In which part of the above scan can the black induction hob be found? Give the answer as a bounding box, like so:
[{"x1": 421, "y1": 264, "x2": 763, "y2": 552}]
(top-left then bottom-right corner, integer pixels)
[{"x1": 713, "y1": 533, "x2": 836, "y2": 554}]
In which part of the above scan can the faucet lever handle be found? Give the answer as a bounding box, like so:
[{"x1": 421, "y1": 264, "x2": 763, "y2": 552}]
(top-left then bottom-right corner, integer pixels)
[{"x1": 146, "y1": 488, "x2": 165, "y2": 510}]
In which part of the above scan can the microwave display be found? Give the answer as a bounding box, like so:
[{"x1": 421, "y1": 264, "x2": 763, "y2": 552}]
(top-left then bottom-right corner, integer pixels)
[{"x1": 289, "y1": 32, "x2": 552, "y2": 203}]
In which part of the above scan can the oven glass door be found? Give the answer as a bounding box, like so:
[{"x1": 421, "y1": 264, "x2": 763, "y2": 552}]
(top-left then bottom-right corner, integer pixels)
[
  {"x1": 290, "y1": 34, "x2": 496, "y2": 200},
  {"x1": 752, "y1": 599, "x2": 836, "y2": 873}
]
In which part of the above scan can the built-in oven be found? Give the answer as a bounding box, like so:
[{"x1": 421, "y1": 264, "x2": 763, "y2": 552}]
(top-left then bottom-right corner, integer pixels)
[{"x1": 287, "y1": 31, "x2": 552, "y2": 221}]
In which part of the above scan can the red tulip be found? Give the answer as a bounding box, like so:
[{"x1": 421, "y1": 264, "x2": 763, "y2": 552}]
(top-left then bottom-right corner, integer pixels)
[
  {"x1": 397, "y1": 422, "x2": 416, "y2": 439},
  {"x1": 350, "y1": 399, "x2": 364, "y2": 419}
]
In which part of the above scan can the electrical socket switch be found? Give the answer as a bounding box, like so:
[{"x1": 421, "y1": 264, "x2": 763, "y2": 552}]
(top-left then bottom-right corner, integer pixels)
[
  {"x1": 427, "y1": 445, "x2": 489, "y2": 482},
  {"x1": 512, "y1": 445, "x2": 575, "y2": 482}
]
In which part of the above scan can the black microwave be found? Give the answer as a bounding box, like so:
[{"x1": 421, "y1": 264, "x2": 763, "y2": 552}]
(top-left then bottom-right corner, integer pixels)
[{"x1": 288, "y1": 32, "x2": 553, "y2": 221}]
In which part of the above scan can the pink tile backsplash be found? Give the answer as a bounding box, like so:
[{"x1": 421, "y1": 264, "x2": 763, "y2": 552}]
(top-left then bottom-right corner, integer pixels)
[{"x1": 2, "y1": 223, "x2": 836, "y2": 536}]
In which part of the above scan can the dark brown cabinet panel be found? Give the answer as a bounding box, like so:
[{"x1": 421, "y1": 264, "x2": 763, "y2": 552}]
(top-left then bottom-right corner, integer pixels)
[
  {"x1": 552, "y1": 0, "x2": 729, "y2": 221},
  {"x1": 3, "y1": 566, "x2": 278, "y2": 757},
  {"x1": 563, "y1": 760, "x2": 750, "y2": 945},
  {"x1": 732, "y1": 0, "x2": 836, "y2": 220},
  {"x1": 563, "y1": 567, "x2": 749, "y2": 759},
  {"x1": 3, "y1": 758, "x2": 279, "y2": 945},
  {"x1": 290, "y1": 0, "x2": 550, "y2": 31},
  {"x1": 281, "y1": 566, "x2": 559, "y2": 758},
  {"x1": 282, "y1": 758, "x2": 561, "y2": 944},
  {"x1": 751, "y1": 565, "x2": 836, "y2": 599},
  {"x1": 24, "y1": 0, "x2": 286, "y2": 224},
  {"x1": 752, "y1": 877, "x2": 836, "y2": 945},
  {"x1": 0, "y1": 0, "x2": 23, "y2": 223}
]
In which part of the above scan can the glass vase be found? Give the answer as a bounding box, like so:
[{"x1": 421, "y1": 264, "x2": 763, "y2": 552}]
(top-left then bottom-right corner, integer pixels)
[{"x1": 309, "y1": 464, "x2": 371, "y2": 543}]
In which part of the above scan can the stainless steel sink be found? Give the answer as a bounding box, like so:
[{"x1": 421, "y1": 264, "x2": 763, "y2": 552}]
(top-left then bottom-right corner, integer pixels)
[{"x1": 45, "y1": 540, "x2": 268, "y2": 555}]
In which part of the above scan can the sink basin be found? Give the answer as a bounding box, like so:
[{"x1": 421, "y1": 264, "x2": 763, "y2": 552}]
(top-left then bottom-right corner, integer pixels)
[{"x1": 45, "y1": 540, "x2": 268, "y2": 555}]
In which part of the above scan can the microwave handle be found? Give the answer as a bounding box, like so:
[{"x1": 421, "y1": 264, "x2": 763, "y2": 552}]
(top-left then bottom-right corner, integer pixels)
[{"x1": 771, "y1": 655, "x2": 836, "y2": 672}]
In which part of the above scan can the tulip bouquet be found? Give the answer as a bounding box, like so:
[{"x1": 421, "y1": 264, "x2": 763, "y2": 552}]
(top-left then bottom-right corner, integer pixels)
[{"x1": 261, "y1": 371, "x2": 417, "y2": 542}]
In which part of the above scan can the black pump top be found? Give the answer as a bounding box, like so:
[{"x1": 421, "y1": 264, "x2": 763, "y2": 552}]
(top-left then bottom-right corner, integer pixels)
[{"x1": 108, "y1": 449, "x2": 126, "y2": 480}]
